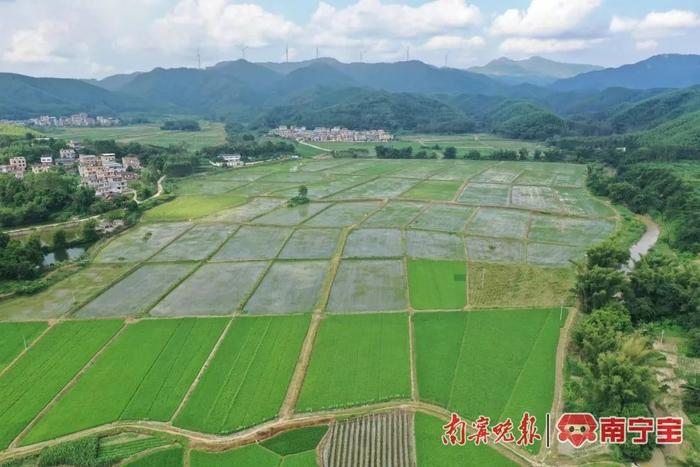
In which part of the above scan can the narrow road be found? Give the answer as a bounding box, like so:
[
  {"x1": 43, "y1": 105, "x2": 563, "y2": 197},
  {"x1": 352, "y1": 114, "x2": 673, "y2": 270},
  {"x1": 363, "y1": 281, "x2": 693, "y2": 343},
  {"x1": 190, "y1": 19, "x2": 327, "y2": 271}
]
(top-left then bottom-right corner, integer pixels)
[
  {"x1": 298, "y1": 140, "x2": 332, "y2": 153},
  {"x1": 133, "y1": 175, "x2": 166, "y2": 205}
]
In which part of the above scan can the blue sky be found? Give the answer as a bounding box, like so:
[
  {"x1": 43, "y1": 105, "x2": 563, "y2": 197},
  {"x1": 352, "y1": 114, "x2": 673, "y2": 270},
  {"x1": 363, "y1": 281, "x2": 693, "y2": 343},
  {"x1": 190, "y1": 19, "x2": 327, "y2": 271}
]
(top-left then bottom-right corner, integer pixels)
[{"x1": 0, "y1": 0, "x2": 699, "y2": 78}]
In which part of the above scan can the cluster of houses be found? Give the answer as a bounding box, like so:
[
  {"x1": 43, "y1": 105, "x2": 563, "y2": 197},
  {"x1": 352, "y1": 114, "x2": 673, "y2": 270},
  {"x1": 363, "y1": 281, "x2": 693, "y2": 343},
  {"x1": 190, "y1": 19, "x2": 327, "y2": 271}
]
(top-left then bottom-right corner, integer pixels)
[
  {"x1": 0, "y1": 113, "x2": 121, "y2": 128},
  {"x1": 272, "y1": 126, "x2": 393, "y2": 143},
  {"x1": 78, "y1": 153, "x2": 140, "y2": 198},
  {"x1": 1, "y1": 140, "x2": 142, "y2": 198}
]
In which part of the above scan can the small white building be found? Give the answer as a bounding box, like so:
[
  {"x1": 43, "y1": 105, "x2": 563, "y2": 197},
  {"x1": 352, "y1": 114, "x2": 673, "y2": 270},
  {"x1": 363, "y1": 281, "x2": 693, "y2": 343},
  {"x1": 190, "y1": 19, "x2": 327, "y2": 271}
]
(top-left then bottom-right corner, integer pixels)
[
  {"x1": 40, "y1": 155, "x2": 53, "y2": 166},
  {"x1": 221, "y1": 154, "x2": 243, "y2": 167}
]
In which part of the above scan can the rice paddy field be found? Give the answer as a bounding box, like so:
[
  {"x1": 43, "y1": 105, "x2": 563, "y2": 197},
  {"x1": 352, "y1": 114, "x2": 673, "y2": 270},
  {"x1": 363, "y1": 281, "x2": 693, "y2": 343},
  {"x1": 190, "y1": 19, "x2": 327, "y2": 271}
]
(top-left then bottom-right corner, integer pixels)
[{"x1": 0, "y1": 157, "x2": 626, "y2": 466}]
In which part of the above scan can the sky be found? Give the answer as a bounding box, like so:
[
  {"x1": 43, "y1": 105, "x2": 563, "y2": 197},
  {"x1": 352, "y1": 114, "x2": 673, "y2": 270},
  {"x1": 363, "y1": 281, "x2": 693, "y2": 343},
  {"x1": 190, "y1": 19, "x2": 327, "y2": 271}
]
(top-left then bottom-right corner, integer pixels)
[{"x1": 1, "y1": 0, "x2": 699, "y2": 78}]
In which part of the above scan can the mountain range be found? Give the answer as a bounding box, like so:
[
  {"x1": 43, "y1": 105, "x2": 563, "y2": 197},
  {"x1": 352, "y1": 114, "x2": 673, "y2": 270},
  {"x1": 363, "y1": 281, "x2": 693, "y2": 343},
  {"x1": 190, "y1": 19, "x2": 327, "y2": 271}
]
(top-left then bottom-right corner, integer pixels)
[{"x1": 2, "y1": 54, "x2": 700, "y2": 146}]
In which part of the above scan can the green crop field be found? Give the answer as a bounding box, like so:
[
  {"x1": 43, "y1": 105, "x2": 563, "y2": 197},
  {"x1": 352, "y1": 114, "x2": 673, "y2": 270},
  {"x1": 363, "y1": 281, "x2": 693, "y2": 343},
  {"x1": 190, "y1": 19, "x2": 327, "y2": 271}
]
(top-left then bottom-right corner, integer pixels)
[
  {"x1": 174, "y1": 315, "x2": 309, "y2": 433},
  {"x1": 401, "y1": 179, "x2": 463, "y2": 201},
  {"x1": 0, "y1": 320, "x2": 122, "y2": 449},
  {"x1": 143, "y1": 194, "x2": 247, "y2": 221},
  {"x1": 44, "y1": 122, "x2": 227, "y2": 150},
  {"x1": 23, "y1": 319, "x2": 227, "y2": 444},
  {"x1": 0, "y1": 322, "x2": 47, "y2": 371},
  {"x1": 124, "y1": 446, "x2": 184, "y2": 467},
  {"x1": 408, "y1": 259, "x2": 466, "y2": 310},
  {"x1": 296, "y1": 313, "x2": 411, "y2": 412},
  {"x1": 413, "y1": 308, "x2": 565, "y2": 452}
]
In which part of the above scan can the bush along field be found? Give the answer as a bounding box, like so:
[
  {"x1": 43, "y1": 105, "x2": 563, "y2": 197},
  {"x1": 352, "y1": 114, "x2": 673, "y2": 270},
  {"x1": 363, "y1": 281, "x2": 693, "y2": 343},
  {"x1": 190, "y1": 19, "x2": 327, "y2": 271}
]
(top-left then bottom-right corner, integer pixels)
[{"x1": 0, "y1": 158, "x2": 632, "y2": 466}]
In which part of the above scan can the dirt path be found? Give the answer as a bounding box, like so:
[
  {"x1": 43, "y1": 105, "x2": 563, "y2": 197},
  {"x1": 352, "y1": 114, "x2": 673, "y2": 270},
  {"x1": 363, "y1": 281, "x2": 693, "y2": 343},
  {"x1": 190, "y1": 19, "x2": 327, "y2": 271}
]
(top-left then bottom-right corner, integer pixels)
[
  {"x1": 133, "y1": 175, "x2": 166, "y2": 205},
  {"x1": 298, "y1": 141, "x2": 332, "y2": 153},
  {"x1": 279, "y1": 313, "x2": 322, "y2": 418}
]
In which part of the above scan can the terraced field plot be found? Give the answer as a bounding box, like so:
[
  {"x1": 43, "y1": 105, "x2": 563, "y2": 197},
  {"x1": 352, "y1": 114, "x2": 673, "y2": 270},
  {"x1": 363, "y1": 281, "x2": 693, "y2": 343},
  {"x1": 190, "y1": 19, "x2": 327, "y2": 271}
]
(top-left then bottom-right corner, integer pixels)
[
  {"x1": 0, "y1": 320, "x2": 122, "y2": 449},
  {"x1": 77, "y1": 263, "x2": 195, "y2": 317},
  {"x1": 151, "y1": 262, "x2": 268, "y2": 316},
  {"x1": 413, "y1": 308, "x2": 564, "y2": 451},
  {"x1": 23, "y1": 319, "x2": 227, "y2": 444},
  {"x1": 244, "y1": 260, "x2": 329, "y2": 314},
  {"x1": 327, "y1": 260, "x2": 407, "y2": 312},
  {"x1": 95, "y1": 222, "x2": 192, "y2": 263},
  {"x1": 149, "y1": 224, "x2": 236, "y2": 262},
  {"x1": 297, "y1": 313, "x2": 411, "y2": 412},
  {"x1": 174, "y1": 315, "x2": 310, "y2": 433}
]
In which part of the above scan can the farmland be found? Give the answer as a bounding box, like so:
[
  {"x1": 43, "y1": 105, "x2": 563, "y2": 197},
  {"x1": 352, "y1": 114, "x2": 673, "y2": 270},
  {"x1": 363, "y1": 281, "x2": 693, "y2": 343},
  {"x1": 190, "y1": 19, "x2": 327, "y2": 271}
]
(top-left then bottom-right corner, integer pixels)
[{"x1": 0, "y1": 157, "x2": 628, "y2": 465}]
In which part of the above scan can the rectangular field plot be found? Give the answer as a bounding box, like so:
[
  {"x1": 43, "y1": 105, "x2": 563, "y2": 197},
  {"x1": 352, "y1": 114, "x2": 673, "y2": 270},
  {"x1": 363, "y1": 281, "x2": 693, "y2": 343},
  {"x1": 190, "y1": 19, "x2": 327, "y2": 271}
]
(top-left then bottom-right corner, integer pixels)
[
  {"x1": 0, "y1": 264, "x2": 129, "y2": 321},
  {"x1": 473, "y1": 166, "x2": 523, "y2": 184},
  {"x1": 400, "y1": 180, "x2": 463, "y2": 201},
  {"x1": 410, "y1": 205, "x2": 474, "y2": 232},
  {"x1": 527, "y1": 242, "x2": 587, "y2": 266},
  {"x1": 408, "y1": 260, "x2": 466, "y2": 310},
  {"x1": 251, "y1": 202, "x2": 331, "y2": 226},
  {"x1": 212, "y1": 226, "x2": 292, "y2": 261},
  {"x1": 413, "y1": 308, "x2": 563, "y2": 451},
  {"x1": 466, "y1": 208, "x2": 530, "y2": 240},
  {"x1": 170, "y1": 177, "x2": 249, "y2": 195},
  {"x1": 510, "y1": 185, "x2": 561, "y2": 211},
  {"x1": 343, "y1": 229, "x2": 403, "y2": 258},
  {"x1": 296, "y1": 313, "x2": 411, "y2": 412},
  {"x1": 77, "y1": 263, "x2": 195, "y2": 318},
  {"x1": 529, "y1": 215, "x2": 615, "y2": 246},
  {"x1": 23, "y1": 319, "x2": 227, "y2": 445},
  {"x1": 415, "y1": 413, "x2": 517, "y2": 467},
  {"x1": 257, "y1": 171, "x2": 328, "y2": 184},
  {"x1": 0, "y1": 322, "x2": 47, "y2": 372},
  {"x1": 150, "y1": 224, "x2": 237, "y2": 262},
  {"x1": 244, "y1": 261, "x2": 330, "y2": 314},
  {"x1": 0, "y1": 320, "x2": 122, "y2": 449},
  {"x1": 327, "y1": 260, "x2": 407, "y2": 313},
  {"x1": 514, "y1": 163, "x2": 585, "y2": 187},
  {"x1": 304, "y1": 202, "x2": 381, "y2": 227},
  {"x1": 174, "y1": 315, "x2": 310, "y2": 434},
  {"x1": 466, "y1": 237, "x2": 525, "y2": 263},
  {"x1": 151, "y1": 262, "x2": 268, "y2": 316},
  {"x1": 557, "y1": 188, "x2": 616, "y2": 218},
  {"x1": 389, "y1": 162, "x2": 449, "y2": 179},
  {"x1": 191, "y1": 445, "x2": 280, "y2": 467},
  {"x1": 279, "y1": 228, "x2": 341, "y2": 259},
  {"x1": 362, "y1": 202, "x2": 424, "y2": 228},
  {"x1": 458, "y1": 183, "x2": 510, "y2": 206},
  {"x1": 95, "y1": 223, "x2": 192, "y2": 263},
  {"x1": 430, "y1": 161, "x2": 495, "y2": 181},
  {"x1": 143, "y1": 194, "x2": 246, "y2": 222},
  {"x1": 204, "y1": 198, "x2": 282, "y2": 223},
  {"x1": 406, "y1": 230, "x2": 465, "y2": 260},
  {"x1": 468, "y1": 263, "x2": 575, "y2": 308},
  {"x1": 329, "y1": 177, "x2": 419, "y2": 200},
  {"x1": 228, "y1": 182, "x2": 295, "y2": 197}
]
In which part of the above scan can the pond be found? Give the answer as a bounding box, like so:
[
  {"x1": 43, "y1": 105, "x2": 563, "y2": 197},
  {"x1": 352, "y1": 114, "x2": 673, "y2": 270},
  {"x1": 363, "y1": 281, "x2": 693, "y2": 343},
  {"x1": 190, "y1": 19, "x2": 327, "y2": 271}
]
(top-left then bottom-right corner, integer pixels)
[{"x1": 43, "y1": 247, "x2": 86, "y2": 266}]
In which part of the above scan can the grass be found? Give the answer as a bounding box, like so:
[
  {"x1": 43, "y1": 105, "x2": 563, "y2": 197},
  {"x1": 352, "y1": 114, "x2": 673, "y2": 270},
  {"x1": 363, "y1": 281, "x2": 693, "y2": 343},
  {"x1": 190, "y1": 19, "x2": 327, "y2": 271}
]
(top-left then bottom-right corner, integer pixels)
[
  {"x1": 23, "y1": 319, "x2": 227, "y2": 444},
  {"x1": 414, "y1": 412, "x2": 517, "y2": 466},
  {"x1": 408, "y1": 259, "x2": 466, "y2": 310},
  {"x1": 0, "y1": 320, "x2": 123, "y2": 449},
  {"x1": 174, "y1": 315, "x2": 310, "y2": 434},
  {"x1": 468, "y1": 263, "x2": 575, "y2": 308},
  {"x1": 413, "y1": 308, "x2": 565, "y2": 453},
  {"x1": 44, "y1": 122, "x2": 226, "y2": 151},
  {"x1": 124, "y1": 446, "x2": 184, "y2": 466},
  {"x1": 0, "y1": 264, "x2": 130, "y2": 321},
  {"x1": 401, "y1": 180, "x2": 463, "y2": 201},
  {"x1": 296, "y1": 313, "x2": 411, "y2": 412},
  {"x1": 143, "y1": 194, "x2": 247, "y2": 221},
  {"x1": 0, "y1": 322, "x2": 48, "y2": 372},
  {"x1": 261, "y1": 426, "x2": 328, "y2": 456}
]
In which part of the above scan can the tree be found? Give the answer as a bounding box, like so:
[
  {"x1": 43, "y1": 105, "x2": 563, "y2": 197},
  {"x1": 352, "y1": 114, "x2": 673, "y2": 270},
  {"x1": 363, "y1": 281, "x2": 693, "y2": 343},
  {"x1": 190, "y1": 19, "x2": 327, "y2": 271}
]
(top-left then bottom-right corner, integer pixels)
[
  {"x1": 572, "y1": 304, "x2": 632, "y2": 362},
  {"x1": 465, "y1": 150, "x2": 481, "y2": 160},
  {"x1": 81, "y1": 220, "x2": 99, "y2": 244},
  {"x1": 298, "y1": 185, "x2": 308, "y2": 198},
  {"x1": 616, "y1": 403, "x2": 655, "y2": 462},
  {"x1": 443, "y1": 147, "x2": 457, "y2": 160},
  {"x1": 587, "y1": 242, "x2": 630, "y2": 269},
  {"x1": 573, "y1": 264, "x2": 627, "y2": 313},
  {"x1": 52, "y1": 229, "x2": 67, "y2": 250}
]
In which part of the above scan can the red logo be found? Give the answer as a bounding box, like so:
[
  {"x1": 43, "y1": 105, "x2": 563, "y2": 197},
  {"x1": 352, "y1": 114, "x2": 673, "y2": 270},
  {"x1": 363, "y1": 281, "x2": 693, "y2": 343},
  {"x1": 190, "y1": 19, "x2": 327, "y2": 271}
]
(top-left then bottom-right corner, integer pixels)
[{"x1": 557, "y1": 413, "x2": 598, "y2": 448}]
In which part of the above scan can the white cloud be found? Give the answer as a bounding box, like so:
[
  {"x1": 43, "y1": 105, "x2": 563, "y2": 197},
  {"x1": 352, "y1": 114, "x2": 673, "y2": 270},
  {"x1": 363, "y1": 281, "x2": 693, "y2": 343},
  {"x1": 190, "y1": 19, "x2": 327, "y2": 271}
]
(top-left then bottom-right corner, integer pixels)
[
  {"x1": 308, "y1": 0, "x2": 481, "y2": 46},
  {"x1": 153, "y1": 0, "x2": 301, "y2": 51},
  {"x1": 3, "y1": 21, "x2": 68, "y2": 63},
  {"x1": 499, "y1": 37, "x2": 603, "y2": 54},
  {"x1": 636, "y1": 40, "x2": 659, "y2": 51},
  {"x1": 421, "y1": 35, "x2": 485, "y2": 50},
  {"x1": 491, "y1": 0, "x2": 601, "y2": 37},
  {"x1": 610, "y1": 9, "x2": 700, "y2": 39}
]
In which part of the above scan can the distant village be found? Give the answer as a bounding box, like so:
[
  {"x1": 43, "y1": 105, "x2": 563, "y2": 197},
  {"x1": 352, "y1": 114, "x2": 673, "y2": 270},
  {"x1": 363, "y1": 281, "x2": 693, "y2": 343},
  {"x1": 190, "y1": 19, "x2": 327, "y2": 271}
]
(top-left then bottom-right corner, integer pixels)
[
  {"x1": 0, "y1": 140, "x2": 141, "y2": 198},
  {"x1": 272, "y1": 126, "x2": 393, "y2": 143},
  {"x1": 1, "y1": 113, "x2": 120, "y2": 128}
]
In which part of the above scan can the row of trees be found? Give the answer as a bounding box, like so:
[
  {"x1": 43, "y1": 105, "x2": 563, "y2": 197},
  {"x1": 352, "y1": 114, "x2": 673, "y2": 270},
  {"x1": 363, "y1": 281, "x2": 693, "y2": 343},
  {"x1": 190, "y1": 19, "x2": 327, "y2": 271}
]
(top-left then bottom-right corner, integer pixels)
[{"x1": 0, "y1": 233, "x2": 43, "y2": 281}]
